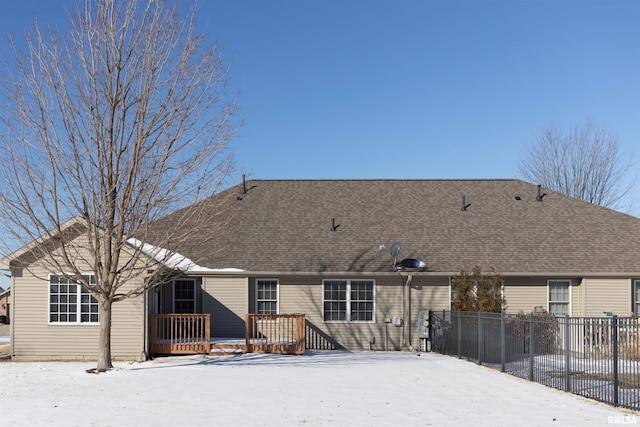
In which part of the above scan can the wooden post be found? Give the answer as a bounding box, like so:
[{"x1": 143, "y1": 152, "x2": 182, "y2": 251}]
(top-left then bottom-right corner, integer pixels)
[{"x1": 204, "y1": 314, "x2": 211, "y2": 354}]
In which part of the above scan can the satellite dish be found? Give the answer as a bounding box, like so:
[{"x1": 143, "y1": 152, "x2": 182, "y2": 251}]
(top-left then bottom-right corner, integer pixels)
[{"x1": 390, "y1": 241, "x2": 402, "y2": 258}]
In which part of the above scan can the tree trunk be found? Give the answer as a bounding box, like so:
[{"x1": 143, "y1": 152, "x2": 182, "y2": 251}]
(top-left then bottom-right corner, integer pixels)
[{"x1": 97, "y1": 299, "x2": 113, "y2": 371}]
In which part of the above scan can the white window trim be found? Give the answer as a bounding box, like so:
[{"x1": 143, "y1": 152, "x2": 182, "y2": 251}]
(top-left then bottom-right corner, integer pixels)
[
  {"x1": 47, "y1": 273, "x2": 99, "y2": 325},
  {"x1": 547, "y1": 279, "x2": 571, "y2": 316},
  {"x1": 634, "y1": 280, "x2": 640, "y2": 316},
  {"x1": 256, "y1": 279, "x2": 280, "y2": 315},
  {"x1": 322, "y1": 279, "x2": 376, "y2": 323},
  {"x1": 172, "y1": 278, "x2": 197, "y2": 314}
]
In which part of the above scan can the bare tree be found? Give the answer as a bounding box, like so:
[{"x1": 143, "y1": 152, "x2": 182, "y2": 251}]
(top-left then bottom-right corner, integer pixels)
[
  {"x1": 518, "y1": 119, "x2": 636, "y2": 211},
  {"x1": 0, "y1": 0, "x2": 240, "y2": 371}
]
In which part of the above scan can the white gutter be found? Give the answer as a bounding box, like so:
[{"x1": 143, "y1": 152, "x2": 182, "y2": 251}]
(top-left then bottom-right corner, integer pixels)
[{"x1": 174, "y1": 269, "x2": 640, "y2": 278}]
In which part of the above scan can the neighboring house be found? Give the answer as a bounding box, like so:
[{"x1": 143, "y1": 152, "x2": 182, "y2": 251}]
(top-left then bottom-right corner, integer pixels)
[
  {"x1": 0, "y1": 286, "x2": 9, "y2": 322},
  {"x1": 2, "y1": 179, "x2": 640, "y2": 361}
]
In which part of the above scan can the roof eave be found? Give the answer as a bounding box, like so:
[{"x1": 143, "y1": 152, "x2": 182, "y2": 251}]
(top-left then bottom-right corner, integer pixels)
[{"x1": 178, "y1": 269, "x2": 640, "y2": 278}]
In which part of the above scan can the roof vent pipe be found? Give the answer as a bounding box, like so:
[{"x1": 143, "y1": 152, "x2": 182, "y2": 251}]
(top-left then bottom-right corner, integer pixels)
[
  {"x1": 537, "y1": 184, "x2": 547, "y2": 202},
  {"x1": 461, "y1": 196, "x2": 471, "y2": 211},
  {"x1": 331, "y1": 218, "x2": 340, "y2": 231}
]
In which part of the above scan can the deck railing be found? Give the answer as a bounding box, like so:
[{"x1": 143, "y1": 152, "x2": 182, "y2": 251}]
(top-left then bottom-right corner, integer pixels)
[
  {"x1": 150, "y1": 314, "x2": 210, "y2": 355},
  {"x1": 245, "y1": 313, "x2": 305, "y2": 355}
]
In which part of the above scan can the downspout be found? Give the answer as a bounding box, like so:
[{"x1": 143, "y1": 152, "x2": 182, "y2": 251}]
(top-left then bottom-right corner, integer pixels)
[
  {"x1": 581, "y1": 277, "x2": 586, "y2": 316},
  {"x1": 405, "y1": 274, "x2": 414, "y2": 351},
  {"x1": 142, "y1": 287, "x2": 148, "y2": 362}
]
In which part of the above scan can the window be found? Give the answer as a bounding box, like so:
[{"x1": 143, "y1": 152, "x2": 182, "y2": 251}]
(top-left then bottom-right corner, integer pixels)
[
  {"x1": 49, "y1": 274, "x2": 99, "y2": 323},
  {"x1": 634, "y1": 281, "x2": 640, "y2": 316},
  {"x1": 324, "y1": 280, "x2": 347, "y2": 321},
  {"x1": 173, "y1": 279, "x2": 196, "y2": 313},
  {"x1": 548, "y1": 280, "x2": 571, "y2": 316},
  {"x1": 256, "y1": 279, "x2": 279, "y2": 314},
  {"x1": 323, "y1": 279, "x2": 374, "y2": 322}
]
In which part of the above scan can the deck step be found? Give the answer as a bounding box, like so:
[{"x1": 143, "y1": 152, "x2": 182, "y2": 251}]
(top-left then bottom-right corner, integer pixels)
[{"x1": 210, "y1": 343, "x2": 247, "y2": 355}]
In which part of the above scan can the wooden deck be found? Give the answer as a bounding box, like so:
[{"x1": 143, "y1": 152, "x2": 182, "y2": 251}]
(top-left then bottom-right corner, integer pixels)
[
  {"x1": 210, "y1": 338, "x2": 247, "y2": 355},
  {"x1": 150, "y1": 314, "x2": 210, "y2": 355},
  {"x1": 245, "y1": 313, "x2": 306, "y2": 355},
  {"x1": 150, "y1": 313, "x2": 305, "y2": 356}
]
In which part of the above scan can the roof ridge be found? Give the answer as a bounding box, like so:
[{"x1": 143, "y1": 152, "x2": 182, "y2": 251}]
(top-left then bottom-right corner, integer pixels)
[{"x1": 240, "y1": 178, "x2": 522, "y2": 183}]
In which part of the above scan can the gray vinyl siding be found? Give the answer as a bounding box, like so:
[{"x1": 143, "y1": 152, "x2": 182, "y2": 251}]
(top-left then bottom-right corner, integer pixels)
[
  {"x1": 582, "y1": 278, "x2": 632, "y2": 317},
  {"x1": 274, "y1": 275, "x2": 449, "y2": 350},
  {"x1": 572, "y1": 280, "x2": 584, "y2": 316},
  {"x1": 277, "y1": 275, "x2": 401, "y2": 350},
  {"x1": 11, "y1": 266, "x2": 145, "y2": 361},
  {"x1": 503, "y1": 278, "x2": 548, "y2": 314},
  {"x1": 202, "y1": 276, "x2": 248, "y2": 337},
  {"x1": 409, "y1": 276, "x2": 450, "y2": 313}
]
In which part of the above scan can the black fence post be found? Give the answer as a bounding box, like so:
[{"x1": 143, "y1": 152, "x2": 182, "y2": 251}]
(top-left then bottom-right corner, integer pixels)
[
  {"x1": 477, "y1": 312, "x2": 483, "y2": 365},
  {"x1": 612, "y1": 315, "x2": 619, "y2": 407},
  {"x1": 564, "y1": 315, "x2": 571, "y2": 392},
  {"x1": 501, "y1": 311, "x2": 506, "y2": 373},
  {"x1": 428, "y1": 310, "x2": 434, "y2": 349},
  {"x1": 457, "y1": 311, "x2": 462, "y2": 359},
  {"x1": 529, "y1": 313, "x2": 534, "y2": 381}
]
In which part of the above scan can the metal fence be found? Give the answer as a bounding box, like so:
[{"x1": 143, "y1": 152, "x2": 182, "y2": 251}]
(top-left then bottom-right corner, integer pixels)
[{"x1": 429, "y1": 310, "x2": 640, "y2": 411}]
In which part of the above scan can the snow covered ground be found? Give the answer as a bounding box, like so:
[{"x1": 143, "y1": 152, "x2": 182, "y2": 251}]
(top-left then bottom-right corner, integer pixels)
[{"x1": 1, "y1": 350, "x2": 637, "y2": 426}]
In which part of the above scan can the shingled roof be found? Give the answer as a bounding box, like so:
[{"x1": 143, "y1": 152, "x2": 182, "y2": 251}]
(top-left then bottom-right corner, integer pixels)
[{"x1": 150, "y1": 179, "x2": 640, "y2": 275}]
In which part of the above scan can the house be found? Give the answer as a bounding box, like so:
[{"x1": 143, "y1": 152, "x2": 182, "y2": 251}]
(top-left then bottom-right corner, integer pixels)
[
  {"x1": 0, "y1": 286, "x2": 9, "y2": 323},
  {"x1": 2, "y1": 179, "x2": 640, "y2": 361}
]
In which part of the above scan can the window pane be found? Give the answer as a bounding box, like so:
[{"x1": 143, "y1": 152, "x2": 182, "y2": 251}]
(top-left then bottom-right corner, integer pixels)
[
  {"x1": 549, "y1": 281, "x2": 570, "y2": 303},
  {"x1": 174, "y1": 279, "x2": 196, "y2": 314},
  {"x1": 323, "y1": 281, "x2": 347, "y2": 321},
  {"x1": 350, "y1": 281, "x2": 374, "y2": 322},
  {"x1": 323, "y1": 280, "x2": 374, "y2": 322},
  {"x1": 549, "y1": 303, "x2": 569, "y2": 316},
  {"x1": 549, "y1": 280, "x2": 570, "y2": 315},
  {"x1": 256, "y1": 280, "x2": 278, "y2": 314},
  {"x1": 49, "y1": 274, "x2": 98, "y2": 323}
]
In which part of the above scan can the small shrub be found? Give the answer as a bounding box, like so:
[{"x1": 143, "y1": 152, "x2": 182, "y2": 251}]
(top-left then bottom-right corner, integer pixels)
[{"x1": 451, "y1": 266, "x2": 506, "y2": 313}]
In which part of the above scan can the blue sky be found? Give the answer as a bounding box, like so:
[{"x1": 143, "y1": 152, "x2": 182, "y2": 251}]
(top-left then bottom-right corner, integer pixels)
[
  {"x1": 206, "y1": 1, "x2": 640, "y2": 186},
  {"x1": 2, "y1": 0, "x2": 638, "y2": 186},
  {"x1": 0, "y1": 0, "x2": 638, "y2": 283}
]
